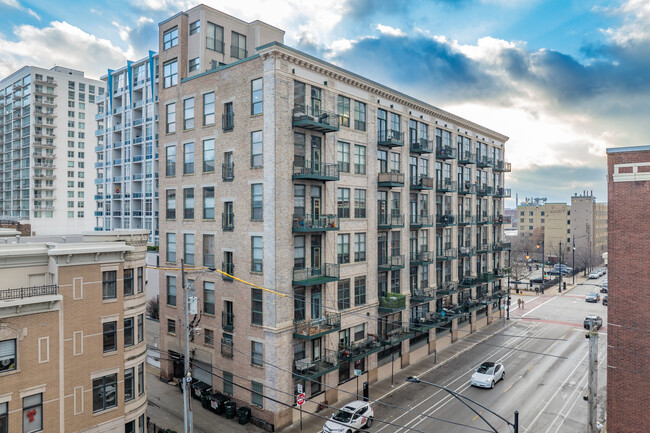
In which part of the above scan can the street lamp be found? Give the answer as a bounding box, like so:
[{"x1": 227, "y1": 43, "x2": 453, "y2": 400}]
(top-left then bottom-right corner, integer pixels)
[
  {"x1": 536, "y1": 241, "x2": 545, "y2": 294},
  {"x1": 406, "y1": 376, "x2": 519, "y2": 433},
  {"x1": 572, "y1": 236, "x2": 576, "y2": 285}
]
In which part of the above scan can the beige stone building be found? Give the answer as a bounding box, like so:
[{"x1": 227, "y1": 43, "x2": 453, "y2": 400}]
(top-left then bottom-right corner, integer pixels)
[
  {"x1": 0, "y1": 229, "x2": 148, "y2": 433},
  {"x1": 570, "y1": 192, "x2": 608, "y2": 266},
  {"x1": 156, "y1": 5, "x2": 509, "y2": 430},
  {"x1": 517, "y1": 201, "x2": 571, "y2": 260}
]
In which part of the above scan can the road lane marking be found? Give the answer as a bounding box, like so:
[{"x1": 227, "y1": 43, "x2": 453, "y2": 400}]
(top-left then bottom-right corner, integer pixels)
[
  {"x1": 528, "y1": 364, "x2": 534, "y2": 371},
  {"x1": 504, "y1": 385, "x2": 512, "y2": 393},
  {"x1": 522, "y1": 296, "x2": 557, "y2": 318},
  {"x1": 472, "y1": 411, "x2": 483, "y2": 421}
]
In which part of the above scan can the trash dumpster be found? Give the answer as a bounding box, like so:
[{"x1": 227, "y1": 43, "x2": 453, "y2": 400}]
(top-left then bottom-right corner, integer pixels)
[
  {"x1": 225, "y1": 401, "x2": 237, "y2": 419},
  {"x1": 204, "y1": 392, "x2": 230, "y2": 415},
  {"x1": 190, "y1": 380, "x2": 212, "y2": 401},
  {"x1": 237, "y1": 406, "x2": 251, "y2": 425}
]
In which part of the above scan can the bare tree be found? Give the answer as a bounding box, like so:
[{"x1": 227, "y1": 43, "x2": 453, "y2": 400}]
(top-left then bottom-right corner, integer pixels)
[
  {"x1": 575, "y1": 248, "x2": 598, "y2": 275},
  {"x1": 146, "y1": 296, "x2": 159, "y2": 320}
]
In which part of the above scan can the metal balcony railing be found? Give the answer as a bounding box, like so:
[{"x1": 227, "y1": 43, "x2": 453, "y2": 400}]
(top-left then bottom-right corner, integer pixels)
[
  {"x1": 292, "y1": 214, "x2": 339, "y2": 232},
  {"x1": 292, "y1": 105, "x2": 340, "y2": 133},
  {"x1": 410, "y1": 138, "x2": 433, "y2": 154},
  {"x1": 294, "y1": 313, "x2": 341, "y2": 340},
  {"x1": 377, "y1": 129, "x2": 405, "y2": 147},
  {"x1": 0, "y1": 284, "x2": 58, "y2": 300},
  {"x1": 378, "y1": 292, "x2": 406, "y2": 312},
  {"x1": 378, "y1": 171, "x2": 405, "y2": 187},
  {"x1": 410, "y1": 175, "x2": 434, "y2": 190},
  {"x1": 292, "y1": 160, "x2": 339, "y2": 181}
]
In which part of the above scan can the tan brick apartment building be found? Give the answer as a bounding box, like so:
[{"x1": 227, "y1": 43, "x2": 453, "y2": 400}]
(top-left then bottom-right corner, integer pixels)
[
  {"x1": 517, "y1": 202, "x2": 571, "y2": 260},
  {"x1": 606, "y1": 145, "x2": 650, "y2": 432},
  {"x1": 156, "y1": 5, "x2": 510, "y2": 430},
  {"x1": 0, "y1": 229, "x2": 148, "y2": 433}
]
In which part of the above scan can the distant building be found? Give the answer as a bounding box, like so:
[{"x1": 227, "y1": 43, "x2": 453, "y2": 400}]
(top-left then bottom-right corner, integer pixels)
[
  {"x1": 606, "y1": 145, "x2": 650, "y2": 432},
  {"x1": 0, "y1": 229, "x2": 148, "y2": 432},
  {"x1": 0, "y1": 66, "x2": 104, "y2": 235},
  {"x1": 570, "y1": 192, "x2": 607, "y2": 265},
  {"x1": 517, "y1": 202, "x2": 571, "y2": 260}
]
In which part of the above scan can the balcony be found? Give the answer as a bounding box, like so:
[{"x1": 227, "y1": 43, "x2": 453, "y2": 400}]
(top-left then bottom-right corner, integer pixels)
[
  {"x1": 457, "y1": 181, "x2": 477, "y2": 195},
  {"x1": 378, "y1": 213, "x2": 404, "y2": 229},
  {"x1": 292, "y1": 161, "x2": 339, "y2": 181},
  {"x1": 478, "y1": 272, "x2": 495, "y2": 283},
  {"x1": 477, "y1": 242, "x2": 493, "y2": 254},
  {"x1": 378, "y1": 171, "x2": 404, "y2": 187},
  {"x1": 459, "y1": 246, "x2": 477, "y2": 257},
  {"x1": 436, "y1": 282, "x2": 459, "y2": 297},
  {"x1": 410, "y1": 138, "x2": 433, "y2": 154},
  {"x1": 292, "y1": 105, "x2": 339, "y2": 133},
  {"x1": 410, "y1": 312, "x2": 449, "y2": 332},
  {"x1": 476, "y1": 212, "x2": 489, "y2": 225},
  {"x1": 477, "y1": 156, "x2": 493, "y2": 168},
  {"x1": 458, "y1": 151, "x2": 476, "y2": 165},
  {"x1": 436, "y1": 178, "x2": 457, "y2": 193},
  {"x1": 339, "y1": 338, "x2": 383, "y2": 363},
  {"x1": 222, "y1": 163, "x2": 234, "y2": 181},
  {"x1": 410, "y1": 286, "x2": 436, "y2": 302},
  {"x1": 293, "y1": 313, "x2": 341, "y2": 340},
  {"x1": 221, "y1": 262, "x2": 234, "y2": 281},
  {"x1": 377, "y1": 130, "x2": 405, "y2": 148},
  {"x1": 410, "y1": 175, "x2": 434, "y2": 190},
  {"x1": 410, "y1": 250, "x2": 434, "y2": 265},
  {"x1": 477, "y1": 185, "x2": 493, "y2": 196},
  {"x1": 378, "y1": 292, "x2": 406, "y2": 312},
  {"x1": 457, "y1": 213, "x2": 475, "y2": 225},
  {"x1": 494, "y1": 187, "x2": 511, "y2": 198},
  {"x1": 378, "y1": 254, "x2": 405, "y2": 271},
  {"x1": 436, "y1": 145, "x2": 457, "y2": 160},
  {"x1": 293, "y1": 349, "x2": 339, "y2": 380},
  {"x1": 493, "y1": 241, "x2": 511, "y2": 251},
  {"x1": 492, "y1": 215, "x2": 511, "y2": 225},
  {"x1": 436, "y1": 214, "x2": 456, "y2": 226},
  {"x1": 459, "y1": 277, "x2": 478, "y2": 289},
  {"x1": 222, "y1": 311, "x2": 235, "y2": 331},
  {"x1": 493, "y1": 161, "x2": 511, "y2": 172},
  {"x1": 0, "y1": 284, "x2": 58, "y2": 301},
  {"x1": 436, "y1": 248, "x2": 456, "y2": 261},
  {"x1": 409, "y1": 214, "x2": 434, "y2": 228},
  {"x1": 292, "y1": 264, "x2": 340, "y2": 286},
  {"x1": 292, "y1": 214, "x2": 339, "y2": 232},
  {"x1": 380, "y1": 327, "x2": 415, "y2": 345},
  {"x1": 494, "y1": 268, "x2": 510, "y2": 278}
]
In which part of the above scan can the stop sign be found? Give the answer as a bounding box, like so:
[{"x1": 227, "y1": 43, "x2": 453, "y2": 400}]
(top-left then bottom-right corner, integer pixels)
[{"x1": 297, "y1": 393, "x2": 306, "y2": 405}]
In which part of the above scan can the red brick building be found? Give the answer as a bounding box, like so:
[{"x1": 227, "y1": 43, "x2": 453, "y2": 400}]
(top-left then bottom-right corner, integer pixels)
[{"x1": 606, "y1": 145, "x2": 650, "y2": 432}]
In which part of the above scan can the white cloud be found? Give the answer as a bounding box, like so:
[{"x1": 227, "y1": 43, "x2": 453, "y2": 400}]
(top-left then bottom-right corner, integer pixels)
[
  {"x1": 597, "y1": 0, "x2": 650, "y2": 45},
  {"x1": 26, "y1": 8, "x2": 40, "y2": 20},
  {"x1": 375, "y1": 24, "x2": 406, "y2": 37},
  {"x1": 0, "y1": 21, "x2": 131, "y2": 79},
  {"x1": 0, "y1": 0, "x2": 20, "y2": 8}
]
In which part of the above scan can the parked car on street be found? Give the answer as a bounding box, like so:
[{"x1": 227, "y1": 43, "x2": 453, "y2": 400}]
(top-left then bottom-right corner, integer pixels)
[
  {"x1": 600, "y1": 285, "x2": 608, "y2": 293},
  {"x1": 599, "y1": 268, "x2": 607, "y2": 277},
  {"x1": 589, "y1": 271, "x2": 600, "y2": 279},
  {"x1": 323, "y1": 401, "x2": 374, "y2": 433},
  {"x1": 585, "y1": 292, "x2": 600, "y2": 303},
  {"x1": 602, "y1": 295, "x2": 608, "y2": 306},
  {"x1": 584, "y1": 315, "x2": 603, "y2": 330},
  {"x1": 470, "y1": 362, "x2": 505, "y2": 389}
]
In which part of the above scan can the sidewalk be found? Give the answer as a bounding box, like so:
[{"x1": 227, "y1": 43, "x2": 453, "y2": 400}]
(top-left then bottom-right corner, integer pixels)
[
  {"x1": 281, "y1": 318, "x2": 513, "y2": 433},
  {"x1": 511, "y1": 272, "x2": 591, "y2": 297}
]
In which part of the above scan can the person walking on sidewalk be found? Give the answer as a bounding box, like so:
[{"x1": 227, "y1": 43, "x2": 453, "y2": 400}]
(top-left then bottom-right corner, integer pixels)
[
  {"x1": 517, "y1": 298, "x2": 522, "y2": 308},
  {"x1": 521, "y1": 300, "x2": 525, "y2": 309}
]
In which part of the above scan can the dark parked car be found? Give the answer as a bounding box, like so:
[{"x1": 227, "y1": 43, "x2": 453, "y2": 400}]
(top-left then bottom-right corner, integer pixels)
[
  {"x1": 584, "y1": 315, "x2": 603, "y2": 330},
  {"x1": 602, "y1": 294, "x2": 608, "y2": 306},
  {"x1": 585, "y1": 292, "x2": 600, "y2": 303}
]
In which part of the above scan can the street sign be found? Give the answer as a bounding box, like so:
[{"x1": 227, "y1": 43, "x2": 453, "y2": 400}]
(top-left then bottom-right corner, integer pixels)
[
  {"x1": 297, "y1": 384, "x2": 303, "y2": 394},
  {"x1": 297, "y1": 393, "x2": 306, "y2": 406},
  {"x1": 354, "y1": 369, "x2": 363, "y2": 377}
]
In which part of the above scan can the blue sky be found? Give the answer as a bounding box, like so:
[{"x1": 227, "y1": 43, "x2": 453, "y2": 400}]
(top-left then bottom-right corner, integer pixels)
[{"x1": 2, "y1": 0, "x2": 647, "y2": 206}]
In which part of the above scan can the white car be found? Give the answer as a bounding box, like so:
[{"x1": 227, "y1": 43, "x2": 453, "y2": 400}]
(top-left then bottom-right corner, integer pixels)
[
  {"x1": 323, "y1": 400, "x2": 374, "y2": 433},
  {"x1": 589, "y1": 271, "x2": 600, "y2": 279},
  {"x1": 470, "y1": 362, "x2": 505, "y2": 389}
]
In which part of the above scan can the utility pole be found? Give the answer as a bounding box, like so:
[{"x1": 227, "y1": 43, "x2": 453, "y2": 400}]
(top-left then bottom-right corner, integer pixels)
[
  {"x1": 181, "y1": 259, "x2": 194, "y2": 433},
  {"x1": 558, "y1": 241, "x2": 563, "y2": 292},
  {"x1": 506, "y1": 248, "x2": 511, "y2": 320},
  {"x1": 588, "y1": 322, "x2": 598, "y2": 433},
  {"x1": 572, "y1": 235, "x2": 576, "y2": 285}
]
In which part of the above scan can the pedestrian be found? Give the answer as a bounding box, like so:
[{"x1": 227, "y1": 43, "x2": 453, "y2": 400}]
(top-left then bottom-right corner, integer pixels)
[
  {"x1": 535, "y1": 286, "x2": 539, "y2": 295},
  {"x1": 517, "y1": 298, "x2": 522, "y2": 308},
  {"x1": 521, "y1": 300, "x2": 525, "y2": 309}
]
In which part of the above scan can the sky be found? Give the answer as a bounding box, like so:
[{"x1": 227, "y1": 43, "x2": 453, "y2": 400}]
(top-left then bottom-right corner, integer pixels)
[{"x1": 2, "y1": 0, "x2": 648, "y2": 207}]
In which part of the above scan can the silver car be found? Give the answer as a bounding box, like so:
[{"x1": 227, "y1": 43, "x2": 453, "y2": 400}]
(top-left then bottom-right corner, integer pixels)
[{"x1": 470, "y1": 362, "x2": 505, "y2": 389}]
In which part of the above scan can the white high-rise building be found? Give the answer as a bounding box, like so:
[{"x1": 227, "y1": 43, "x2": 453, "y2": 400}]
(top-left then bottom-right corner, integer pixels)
[
  {"x1": 94, "y1": 53, "x2": 160, "y2": 244},
  {"x1": 0, "y1": 66, "x2": 104, "y2": 235}
]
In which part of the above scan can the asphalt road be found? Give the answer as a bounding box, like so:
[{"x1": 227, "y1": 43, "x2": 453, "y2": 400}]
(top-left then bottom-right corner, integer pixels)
[{"x1": 368, "y1": 276, "x2": 608, "y2": 433}]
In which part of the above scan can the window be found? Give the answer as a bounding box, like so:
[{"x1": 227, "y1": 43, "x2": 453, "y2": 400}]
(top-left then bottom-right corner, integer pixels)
[
  {"x1": 189, "y1": 20, "x2": 200, "y2": 35},
  {"x1": 138, "y1": 363, "x2": 144, "y2": 395},
  {"x1": 251, "y1": 341, "x2": 263, "y2": 366},
  {"x1": 251, "y1": 131, "x2": 263, "y2": 167},
  {"x1": 231, "y1": 31, "x2": 247, "y2": 59},
  {"x1": 354, "y1": 100, "x2": 366, "y2": 131},
  {"x1": 252, "y1": 381, "x2": 264, "y2": 408},
  {"x1": 102, "y1": 270, "x2": 116, "y2": 300},
  {"x1": 184, "y1": 188, "x2": 194, "y2": 219},
  {"x1": 166, "y1": 233, "x2": 176, "y2": 262},
  {"x1": 103, "y1": 321, "x2": 117, "y2": 353},
  {"x1": 354, "y1": 145, "x2": 366, "y2": 174},
  {"x1": 337, "y1": 95, "x2": 350, "y2": 127},
  {"x1": 184, "y1": 234, "x2": 195, "y2": 265},
  {"x1": 167, "y1": 319, "x2": 176, "y2": 334},
  {"x1": 166, "y1": 103, "x2": 176, "y2": 133},
  {"x1": 337, "y1": 141, "x2": 350, "y2": 172},
  {"x1": 204, "y1": 329, "x2": 214, "y2": 346},
  {"x1": 207, "y1": 22, "x2": 224, "y2": 52},
  {"x1": 187, "y1": 57, "x2": 200, "y2": 72},
  {"x1": 251, "y1": 184, "x2": 263, "y2": 220},
  {"x1": 203, "y1": 187, "x2": 214, "y2": 219},
  {"x1": 354, "y1": 233, "x2": 366, "y2": 262},
  {"x1": 165, "y1": 190, "x2": 176, "y2": 220},
  {"x1": 354, "y1": 276, "x2": 366, "y2": 305},
  {"x1": 183, "y1": 142, "x2": 194, "y2": 174},
  {"x1": 138, "y1": 314, "x2": 144, "y2": 343},
  {"x1": 166, "y1": 146, "x2": 176, "y2": 176},
  {"x1": 204, "y1": 281, "x2": 215, "y2": 315},
  {"x1": 92, "y1": 374, "x2": 117, "y2": 412},
  {"x1": 251, "y1": 288, "x2": 263, "y2": 324},
  {"x1": 337, "y1": 279, "x2": 350, "y2": 310},
  {"x1": 223, "y1": 102, "x2": 234, "y2": 131},
  {"x1": 251, "y1": 237, "x2": 263, "y2": 272},
  {"x1": 251, "y1": 78, "x2": 262, "y2": 115},
  {"x1": 337, "y1": 188, "x2": 350, "y2": 218},
  {"x1": 183, "y1": 98, "x2": 194, "y2": 130},
  {"x1": 124, "y1": 317, "x2": 134, "y2": 347},
  {"x1": 126, "y1": 421, "x2": 135, "y2": 433},
  {"x1": 223, "y1": 372, "x2": 233, "y2": 395},
  {"x1": 354, "y1": 189, "x2": 366, "y2": 218},
  {"x1": 167, "y1": 276, "x2": 177, "y2": 307},
  {"x1": 22, "y1": 393, "x2": 43, "y2": 431},
  {"x1": 163, "y1": 27, "x2": 178, "y2": 49},
  {"x1": 223, "y1": 202, "x2": 234, "y2": 230},
  {"x1": 124, "y1": 268, "x2": 134, "y2": 296},
  {"x1": 0, "y1": 339, "x2": 16, "y2": 372},
  {"x1": 337, "y1": 234, "x2": 350, "y2": 264},
  {"x1": 163, "y1": 59, "x2": 178, "y2": 88},
  {"x1": 1, "y1": 402, "x2": 7, "y2": 433},
  {"x1": 203, "y1": 92, "x2": 215, "y2": 125},
  {"x1": 124, "y1": 367, "x2": 135, "y2": 401}
]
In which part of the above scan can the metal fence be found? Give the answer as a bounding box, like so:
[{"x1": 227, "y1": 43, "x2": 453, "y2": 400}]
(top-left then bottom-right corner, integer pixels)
[{"x1": 0, "y1": 284, "x2": 58, "y2": 300}]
